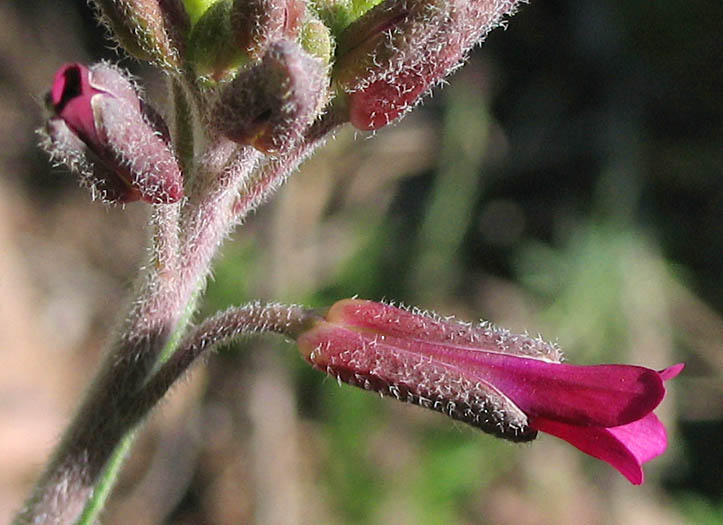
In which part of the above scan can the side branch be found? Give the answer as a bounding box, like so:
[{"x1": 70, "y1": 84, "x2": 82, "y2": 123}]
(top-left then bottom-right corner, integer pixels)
[{"x1": 134, "y1": 302, "x2": 316, "y2": 418}]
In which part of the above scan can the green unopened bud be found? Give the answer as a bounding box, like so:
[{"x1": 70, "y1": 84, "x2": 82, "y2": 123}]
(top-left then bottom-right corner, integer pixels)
[
  {"x1": 183, "y1": 0, "x2": 218, "y2": 24},
  {"x1": 91, "y1": 0, "x2": 189, "y2": 69},
  {"x1": 349, "y1": 0, "x2": 385, "y2": 19},
  {"x1": 300, "y1": 15, "x2": 333, "y2": 64},
  {"x1": 213, "y1": 40, "x2": 328, "y2": 153},
  {"x1": 313, "y1": 0, "x2": 383, "y2": 36},
  {"x1": 187, "y1": 0, "x2": 247, "y2": 80}
]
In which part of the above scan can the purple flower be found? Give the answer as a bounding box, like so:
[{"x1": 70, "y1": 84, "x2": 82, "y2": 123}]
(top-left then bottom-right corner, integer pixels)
[
  {"x1": 44, "y1": 63, "x2": 183, "y2": 204},
  {"x1": 296, "y1": 299, "x2": 683, "y2": 484}
]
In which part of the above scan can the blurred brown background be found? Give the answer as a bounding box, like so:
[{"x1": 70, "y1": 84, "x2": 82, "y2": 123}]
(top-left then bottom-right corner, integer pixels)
[{"x1": 1, "y1": 1, "x2": 721, "y2": 523}]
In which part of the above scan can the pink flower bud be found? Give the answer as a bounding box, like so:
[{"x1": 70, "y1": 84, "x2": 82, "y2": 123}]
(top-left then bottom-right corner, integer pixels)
[
  {"x1": 213, "y1": 40, "x2": 328, "y2": 153},
  {"x1": 296, "y1": 299, "x2": 684, "y2": 484},
  {"x1": 333, "y1": 0, "x2": 449, "y2": 92},
  {"x1": 42, "y1": 63, "x2": 184, "y2": 204},
  {"x1": 338, "y1": 0, "x2": 526, "y2": 130},
  {"x1": 347, "y1": 50, "x2": 458, "y2": 130}
]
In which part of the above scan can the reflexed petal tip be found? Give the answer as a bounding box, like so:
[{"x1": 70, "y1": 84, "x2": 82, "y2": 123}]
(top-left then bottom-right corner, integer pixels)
[
  {"x1": 532, "y1": 363, "x2": 683, "y2": 484},
  {"x1": 295, "y1": 299, "x2": 683, "y2": 484}
]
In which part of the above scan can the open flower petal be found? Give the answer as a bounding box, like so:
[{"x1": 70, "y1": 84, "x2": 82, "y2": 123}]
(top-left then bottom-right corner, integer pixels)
[
  {"x1": 454, "y1": 356, "x2": 667, "y2": 428},
  {"x1": 531, "y1": 412, "x2": 668, "y2": 485},
  {"x1": 535, "y1": 363, "x2": 682, "y2": 484}
]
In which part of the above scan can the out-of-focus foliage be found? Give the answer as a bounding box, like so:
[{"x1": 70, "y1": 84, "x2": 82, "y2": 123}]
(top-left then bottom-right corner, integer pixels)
[{"x1": 1, "y1": 0, "x2": 720, "y2": 523}]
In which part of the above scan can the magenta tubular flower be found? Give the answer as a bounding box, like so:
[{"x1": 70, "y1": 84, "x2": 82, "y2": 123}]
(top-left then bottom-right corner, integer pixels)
[
  {"x1": 296, "y1": 299, "x2": 684, "y2": 484},
  {"x1": 45, "y1": 63, "x2": 183, "y2": 204}
]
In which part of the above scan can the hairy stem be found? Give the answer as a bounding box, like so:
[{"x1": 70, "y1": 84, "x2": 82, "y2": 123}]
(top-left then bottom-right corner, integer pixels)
[
  {"x1": 75, "y1": 430, "x2": 136, "y2": 525},
  {"x1": 15, "y1": 208, "x2": 186, "y2": 524},
  {"x1": 232, "y1": 104, "x2": 349, "y2": 222},
  {"x1": 134, "y1": 303, "x2": 315, "y2": 432},
  {"x1": 170, "y1": 77, "x2": 196, "y2": 175},
  {"x1": 180, "y1": 143, "x2": 262, "y2": 284}
]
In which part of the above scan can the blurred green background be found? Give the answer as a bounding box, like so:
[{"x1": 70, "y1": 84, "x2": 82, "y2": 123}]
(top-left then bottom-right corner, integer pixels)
[{"x1": 0, "y1": 1, "x2": 720, "y2": 523}]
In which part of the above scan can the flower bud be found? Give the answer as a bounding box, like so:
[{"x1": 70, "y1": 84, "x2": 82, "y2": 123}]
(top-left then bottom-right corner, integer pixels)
[
  {"x1": 183, "y1": 0, "x2": 218, "y2": 23},
  {"x1": 349, "y1": 0, "x2": 386, "y2": 19},
  {"x1": 300, "y1": 15, "x2": 333, "y2": 64},
  {"x1": 40, "y1": 63, "x2": 184, "y2": 204},
  {"x1": 212, "y1": 41, "x2": 328, "y2": 153},
  {"x1": 231, "y1": 0, "x2": 305, "y2": 61},
  {"x1": 340, "y1": 0, "x2": 526, "y2": 130},
  {"x1": 333, "y1": 0, "x2": 449, "y2": 92},
  {"x1": 312, "y1": 0, "x2": 377, "y2": 35},
  {"x1": 91, "y1": 0, "x2": 189, "y2": 69},
  {"x1": 346, "y1": 45, "x2": 459, "y2": 130},
  {"x1": 41, "y1": 117, "x2": 141, "y2": 202},
  {"x1": 187, "y1": 0, "x2": 246, "y2": 80}
]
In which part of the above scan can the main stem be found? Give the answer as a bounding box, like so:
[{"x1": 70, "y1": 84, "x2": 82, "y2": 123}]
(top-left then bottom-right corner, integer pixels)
[{"x1": 14, "y1": 204, "x2": 189, "y2": 524}]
